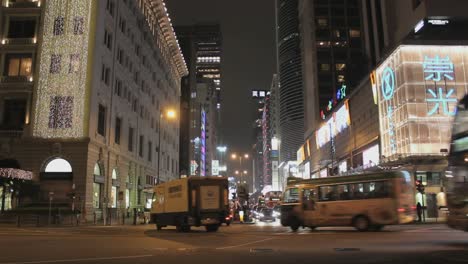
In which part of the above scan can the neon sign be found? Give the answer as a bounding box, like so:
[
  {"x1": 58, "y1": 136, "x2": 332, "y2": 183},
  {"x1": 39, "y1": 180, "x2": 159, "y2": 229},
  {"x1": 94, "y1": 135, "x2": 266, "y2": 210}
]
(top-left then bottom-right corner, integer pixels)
[
  {"x1": 316, "y1": 101, "x2": 351, "y2": 148},
  {"x1": 381, "y1": 67, "x2": 397, "y2": 154},
  {"x1": 422, "y1": 55, "x2": 454, "y2": 81},
  {"x1": 321, "y1": 84, "x2": 348, "y2": 119},
  {"x1": 201, "y1": 110, "x2": 206, "y2": 176}
]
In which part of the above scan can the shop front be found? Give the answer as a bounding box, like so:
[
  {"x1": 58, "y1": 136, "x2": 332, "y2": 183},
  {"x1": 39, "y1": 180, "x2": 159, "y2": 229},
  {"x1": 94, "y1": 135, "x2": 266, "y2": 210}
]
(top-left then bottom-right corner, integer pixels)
[{"x1": 375, "y1": 44, "x2": 467, "y2": 220}]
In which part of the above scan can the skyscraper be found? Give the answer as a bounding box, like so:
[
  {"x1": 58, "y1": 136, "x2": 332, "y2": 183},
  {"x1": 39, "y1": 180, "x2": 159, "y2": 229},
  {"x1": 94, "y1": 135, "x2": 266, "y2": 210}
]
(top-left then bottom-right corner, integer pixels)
[
  {"x1": 275, "y1": 0, "x2": 305, "y2": 165},
  {"x1": 176, "y1": 24, "x2": 222, "y2": 177}
]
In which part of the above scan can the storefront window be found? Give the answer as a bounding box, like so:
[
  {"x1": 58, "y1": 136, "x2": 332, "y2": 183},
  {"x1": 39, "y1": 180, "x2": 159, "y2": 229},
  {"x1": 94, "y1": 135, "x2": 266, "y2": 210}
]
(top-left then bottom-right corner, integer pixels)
[{"x1": 111, "y1": 186, "x2": 117, "y2": 208}]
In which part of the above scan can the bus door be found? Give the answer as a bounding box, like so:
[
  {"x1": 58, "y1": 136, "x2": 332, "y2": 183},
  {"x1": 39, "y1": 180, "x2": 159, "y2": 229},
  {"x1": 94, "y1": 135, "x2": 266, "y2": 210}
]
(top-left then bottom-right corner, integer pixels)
[{"x1": 301, "y1": 188, "x2": 322, "y2": 227}]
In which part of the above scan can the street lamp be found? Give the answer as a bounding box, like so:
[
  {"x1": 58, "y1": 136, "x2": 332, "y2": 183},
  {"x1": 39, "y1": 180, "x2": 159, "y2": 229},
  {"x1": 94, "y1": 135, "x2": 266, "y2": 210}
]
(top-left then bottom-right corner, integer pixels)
[{"x1": 157, "y1": 109, "x2": 177, "y2": 184}]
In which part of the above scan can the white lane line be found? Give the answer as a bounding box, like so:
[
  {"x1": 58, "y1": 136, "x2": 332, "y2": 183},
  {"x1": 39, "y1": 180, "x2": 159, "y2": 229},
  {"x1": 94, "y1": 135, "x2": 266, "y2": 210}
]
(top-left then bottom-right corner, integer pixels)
[
  {"x1": 216, "y1": 238, "x2": 274, "y2": 250},
  {"x1": 0, "y1": 254, "x2": 153, "y2": 264}
]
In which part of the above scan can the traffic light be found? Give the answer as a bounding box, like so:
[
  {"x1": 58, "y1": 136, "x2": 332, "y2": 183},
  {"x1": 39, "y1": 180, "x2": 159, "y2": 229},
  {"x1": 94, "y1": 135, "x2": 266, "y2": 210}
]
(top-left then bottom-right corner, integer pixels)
[{"x1": 415, "y1": 180, "x2": 425, "y2": 194}]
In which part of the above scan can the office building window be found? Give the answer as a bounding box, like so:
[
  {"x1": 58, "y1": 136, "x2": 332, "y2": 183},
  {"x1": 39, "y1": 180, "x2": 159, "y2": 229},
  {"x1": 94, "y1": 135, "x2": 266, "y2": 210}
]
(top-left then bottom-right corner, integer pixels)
[
  {"x1": 104, "y1": 30, "x2": 112, "y2": 50},
  {"x1": 53, "y1": 16, "x2": 64, "y2": 35},
  {"x1": 8, "y1": 17, "x2": 36, "y2": 38},
  {"x1": 317, "y1": 18, "x2": 328, "y2": 27},
  {"x1": 114, "y1": 117, "x2": 121, "y2": 144},
  {"x1": 48, "y1": 96, "x2": 73, "y2": 129},
  {"x1": 148, "y1": 141, "x2": 152, "y2": 162},
  {"x1": 69, "y1": 54, "x2": 80, "y2": 73},
  {"x1": 319, "y1": 64, "x2": 330, "y2": 71},
  {"x1": 73, "y1": 17, "x2": 84, "y2": 35},
  {"x1": 50, "y1": 54, "x2": 62, "y2": 74},
  {"x1": 139, "y1": 135, "x2": 144, "y2": 157},
  {"x1": 1, "y1": 99, "x2": 26, "y2": 130},
  {"x1": 97, "y1": 104, "x2": 106, "y2": 136},
  {"x1": 349, "y1": 29, "x2": 361, "y2": 38},
  {"x1": 128, "y1": 127, "x2": 134, "y2": 151}
]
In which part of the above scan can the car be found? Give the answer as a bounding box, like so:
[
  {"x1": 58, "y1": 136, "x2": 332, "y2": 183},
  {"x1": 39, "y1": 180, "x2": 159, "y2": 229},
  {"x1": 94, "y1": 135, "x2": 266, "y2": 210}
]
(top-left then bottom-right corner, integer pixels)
[{"x1": 257, "y1": 208, "x2": 277, "y2": 222}]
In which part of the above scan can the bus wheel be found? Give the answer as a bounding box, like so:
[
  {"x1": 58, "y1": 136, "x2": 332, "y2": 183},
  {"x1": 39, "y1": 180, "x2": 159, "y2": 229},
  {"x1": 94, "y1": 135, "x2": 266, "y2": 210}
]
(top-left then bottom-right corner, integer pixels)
[
  {"x1": 353, "y1": 216, "x2": 370, "y2": 232},
  {"x1": 290, "y1": 218, "x2": 300, "y2": 232},
  {"x1": 309, "y1": 226, "x2": 316, "y2": 231},
  {"x1": 181, "y1": 225, "x2": 191, "y2": 232}
]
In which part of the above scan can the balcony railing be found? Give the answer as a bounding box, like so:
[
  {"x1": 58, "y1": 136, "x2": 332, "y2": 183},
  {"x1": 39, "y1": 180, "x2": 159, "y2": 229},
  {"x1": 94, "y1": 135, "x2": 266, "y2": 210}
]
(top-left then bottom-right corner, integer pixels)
[
  {"x1": 3, "y1": 0, "x2": 41, "y2": 8},
  {"x1": 0, "y1": 129, "x2": 23, "y2": 137},
  {"x1": 0, "y1": 75, "x2": 33, "y2": 83},
  {"x1": 1, "y1": 38, "x2": 36, "y2": 45}
]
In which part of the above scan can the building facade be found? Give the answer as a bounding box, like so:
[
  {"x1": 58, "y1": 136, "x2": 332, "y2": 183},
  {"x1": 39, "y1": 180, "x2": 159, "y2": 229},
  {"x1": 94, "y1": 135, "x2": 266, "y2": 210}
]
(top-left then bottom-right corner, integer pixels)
[
  {"x1": 176, "y1": 24, "x2": 222, "y2": 177},
  {"x1": 275, "y1": 0, "x2": 304, "y2": 164},
  {"x1": 0, "y1": 0, "x2": 187, "y2": 220}
]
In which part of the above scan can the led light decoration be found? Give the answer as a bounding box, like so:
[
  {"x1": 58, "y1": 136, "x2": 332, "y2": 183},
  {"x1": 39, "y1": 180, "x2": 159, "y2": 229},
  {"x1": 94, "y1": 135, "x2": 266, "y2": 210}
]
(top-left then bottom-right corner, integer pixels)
[
  {"x1": 200, "y1": 109, "x2": 206, "y2": 176},
  {"x1": 33, "y1": 0, "x2": 93, "y2": 138},
  {"x1": 376, "y1": 45, "x2": 468, "y2": 158}
]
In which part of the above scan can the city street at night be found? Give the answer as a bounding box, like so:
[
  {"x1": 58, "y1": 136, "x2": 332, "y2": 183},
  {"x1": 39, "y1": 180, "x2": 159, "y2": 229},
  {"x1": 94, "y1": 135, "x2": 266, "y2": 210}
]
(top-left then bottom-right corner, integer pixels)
[{"x1": 0, "y1": 223, "x2": 467, "y2": 264}]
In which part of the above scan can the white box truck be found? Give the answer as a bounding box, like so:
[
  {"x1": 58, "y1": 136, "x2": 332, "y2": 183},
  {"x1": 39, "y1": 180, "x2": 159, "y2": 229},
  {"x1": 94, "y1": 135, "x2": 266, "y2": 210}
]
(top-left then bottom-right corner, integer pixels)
[{"x1": 150, "y1": 176, "x2": 229, "y2": 232}]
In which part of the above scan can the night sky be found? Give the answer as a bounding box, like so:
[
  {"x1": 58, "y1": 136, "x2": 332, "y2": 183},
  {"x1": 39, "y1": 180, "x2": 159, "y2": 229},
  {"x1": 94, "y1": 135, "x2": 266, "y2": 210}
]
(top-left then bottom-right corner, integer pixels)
[{"x1": 166, "y1": 0, "x2": 277, "y2": 154}]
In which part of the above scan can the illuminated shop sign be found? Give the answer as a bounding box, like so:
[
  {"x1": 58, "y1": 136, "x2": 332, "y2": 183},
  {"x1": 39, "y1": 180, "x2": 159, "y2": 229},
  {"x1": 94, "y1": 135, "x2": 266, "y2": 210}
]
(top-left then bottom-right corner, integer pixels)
[
  {"x1": 315, "y1": 101, "x2": 351, "y2": 148},
  {"x1": 321, "y1": 84, "x2": 348, "y2": 120},
  {"x1": 376, "y1": 45, "x2": 467, "y2": 158},
  {"x1": 211, "y1": 160, "x2": 219, "y2": 176},
  {"x1": 428, "y1": 19, "x2": 449, "y2": 26},
  {"x1": 201, "y1": 110, "x2": 206, "y2": 176},
  {"x1": 252, "y1": 90, "x2": 267, "y2": 98}
]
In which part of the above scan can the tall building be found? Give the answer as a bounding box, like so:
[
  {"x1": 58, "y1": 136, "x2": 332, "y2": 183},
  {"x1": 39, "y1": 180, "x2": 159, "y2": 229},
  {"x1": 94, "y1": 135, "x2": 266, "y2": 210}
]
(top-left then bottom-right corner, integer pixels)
[
  {"x1": 176, "y1": 24, "x2": 222, "y2": 177},
  {"x1": 0, "y1": 0, "x2": 187, "y2": 220},
  {"x1": 300, "y1": 0, "x2": 369, "y2": 139},
  {"x1": 251, "y1": 90, "x2": 267, "y2": 194},
  {"x1": 275, "y1": 0, "x2": 305, "y2": 165}
]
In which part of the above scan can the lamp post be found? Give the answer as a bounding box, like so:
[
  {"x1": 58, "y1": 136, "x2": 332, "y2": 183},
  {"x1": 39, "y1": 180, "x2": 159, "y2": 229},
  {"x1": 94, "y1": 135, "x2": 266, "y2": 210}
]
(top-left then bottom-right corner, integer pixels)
[
  {"x1": 156, "y1": 109, "x2": 177, "y2": 185},
  {"x1": 231, "y1": 153, "x2": 250, "y2": 222}
]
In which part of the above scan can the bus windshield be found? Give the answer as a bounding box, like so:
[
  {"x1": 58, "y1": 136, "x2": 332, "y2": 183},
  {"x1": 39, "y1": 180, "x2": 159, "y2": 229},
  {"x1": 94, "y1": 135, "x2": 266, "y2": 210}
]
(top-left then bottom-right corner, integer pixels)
[{"x1": 283, "y1": 187, "x2": 299, "y2": 203}]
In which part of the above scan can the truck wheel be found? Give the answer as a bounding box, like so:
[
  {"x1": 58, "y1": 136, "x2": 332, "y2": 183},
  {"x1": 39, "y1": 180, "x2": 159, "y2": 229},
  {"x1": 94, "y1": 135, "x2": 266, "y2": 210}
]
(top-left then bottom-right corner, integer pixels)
[
  {"x1": 156, "y1": 224, "x2": 162, "y2": 231},
  {"x1": 290, "y1": 217, "x2": 300, "y2": 232},
  {"x1": 206, "y1": 224, "x2": 219, "y2": 232},
  {"x1": 226, "y1": 222, "x2": 231, "y2": 226},
  {"x1": 181, "y1": 225, "x2": 191, "y2": 232}
]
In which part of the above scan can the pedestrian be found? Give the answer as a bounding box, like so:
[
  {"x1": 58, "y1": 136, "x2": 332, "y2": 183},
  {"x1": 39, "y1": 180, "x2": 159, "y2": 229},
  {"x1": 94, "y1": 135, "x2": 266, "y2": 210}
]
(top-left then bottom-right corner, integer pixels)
[{"x1": 416, "y1": 202, "x2": 422, "y2": 222}]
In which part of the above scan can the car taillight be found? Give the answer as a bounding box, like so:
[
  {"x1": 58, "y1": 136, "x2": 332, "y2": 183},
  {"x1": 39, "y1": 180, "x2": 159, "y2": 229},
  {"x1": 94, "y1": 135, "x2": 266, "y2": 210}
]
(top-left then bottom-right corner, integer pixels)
[
  {"x1": 397, "y1": 208, "x2": 406, "y2": 213},
  {"x1": 225, "y1": 217, "x2": 230, "y2": 220},
  {"x1": 410, "y1": 206, "x2": 416, "y2": 211}
]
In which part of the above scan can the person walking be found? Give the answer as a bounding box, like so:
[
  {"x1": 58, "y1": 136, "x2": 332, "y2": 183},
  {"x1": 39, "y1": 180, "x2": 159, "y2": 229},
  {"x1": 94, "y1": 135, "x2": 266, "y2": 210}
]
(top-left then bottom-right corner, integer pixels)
[{"x1": 416, "y1": 202, "x2": 423, "y2": 222}]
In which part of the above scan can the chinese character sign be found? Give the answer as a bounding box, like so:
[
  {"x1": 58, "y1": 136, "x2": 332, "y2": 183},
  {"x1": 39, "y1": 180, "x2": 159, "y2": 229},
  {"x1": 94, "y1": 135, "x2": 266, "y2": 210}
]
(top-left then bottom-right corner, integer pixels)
[
  {"x1": 427, "y1": 88, "x2": 457, "y2": 116},
  {"x1": 423, "y1": 55, "x2": 454, "y2": 82}
]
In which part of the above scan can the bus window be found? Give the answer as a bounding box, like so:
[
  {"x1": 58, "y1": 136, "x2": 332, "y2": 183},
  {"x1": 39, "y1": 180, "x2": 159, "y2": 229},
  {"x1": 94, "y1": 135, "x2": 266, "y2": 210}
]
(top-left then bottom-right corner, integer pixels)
[
  {"x1": 302, "y1": 189, "x2": 316, "y2": 210},
  {"x1": 283, "y1": 188, "x2": 299, "y2": 203},
  {"x1": 319, "y1": 185, "x2": 337, "y2": 201},
  {"x1": 337, "y1": 184, "x2": 350, "y2": 200}
]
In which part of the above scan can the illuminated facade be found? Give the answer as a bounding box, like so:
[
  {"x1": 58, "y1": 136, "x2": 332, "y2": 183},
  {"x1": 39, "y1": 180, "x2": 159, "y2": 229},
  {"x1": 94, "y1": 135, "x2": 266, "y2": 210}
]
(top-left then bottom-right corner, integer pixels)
[{"x1": 0, "y1": 0, "x2": 187, "y2": 220}]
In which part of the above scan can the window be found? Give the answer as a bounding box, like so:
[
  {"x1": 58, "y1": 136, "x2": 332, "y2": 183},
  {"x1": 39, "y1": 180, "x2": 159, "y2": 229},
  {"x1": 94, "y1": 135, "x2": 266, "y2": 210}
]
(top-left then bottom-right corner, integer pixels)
[
  {"x1": 139, "y1": 135, "x2": 144, "y2": 157},
  {"x1": 5, "y1": 54, "x2": 32, "y2": 77},
  {"x1": 319, "y1": 185, "x2": 338, "y2": 201},
  {"x1": 115, "y1": 79, "x2": 122, "y2": 96},
  {"x1": 73, "y1": 17, "x2": 84, "y2": 35},
  {"x1": 104, "y1": 30, "x2": 112, "y2": 50},
  {"x1": 106, "y1": 0, "x2": 115, "y2": 16},
  {"x1": 119, "y1": 17, "x2": 126, "y2": 33},
  {"x1": 49, "y1": 96, "x2": 73, "y2": 129},
  {"x1": 336, "y1": 63, "x2": 346, "y2": 71},
  {"x1": 349, "y1": 29, "x2": 361, "y2": 38},
  {"x1": 317, "y1": 18, "x2": 328, "y2": 27},
  {"x1": 283, "y1": 188, "x2": 299, "y2": 203},
  {"x1": 97, "y1": 104, "x2": 106, "y2": 136},
  {"x1": 69, "y1": 54, "x2": 80, "y2": 73},
  {"x1": 148, "y1": 141, "x2": 152, "y2": 162},
  {"x1": 50, "y1": 54, "x2": 62, "y2": 74},
  {"x1": 114, "y1": 117, "x2": 121, "y2": 144},
  {"x1": 8, "y1": 18, "x2": 36, "y2": 38},
  {"x1": 117, "y1": 48, "x2": 124, "y2": 64},
  {"x1": 128, "y1": 127, "x2": 134, "y2": 151},
  {"x1": 319, "y1": 64, "x2": 330, "y2": 71},
  {"x1": 101, "y1": 64, "x2": 110, "y2": 85},
  {"x1": 337, "y1": 74, "x2": 345, "y2": 83},
  {"x1": 53, "y1": 16, "x2": 64, "y2": 35},
  {"x1": 1, "y1": 99, "x2": 26, "y2": 130}
]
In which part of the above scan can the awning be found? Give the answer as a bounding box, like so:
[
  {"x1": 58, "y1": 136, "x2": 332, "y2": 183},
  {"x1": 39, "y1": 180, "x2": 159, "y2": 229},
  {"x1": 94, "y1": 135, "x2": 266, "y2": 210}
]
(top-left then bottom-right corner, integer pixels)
[{"x1": 0, "y1": 168, "x2": 33, "y2": 181}]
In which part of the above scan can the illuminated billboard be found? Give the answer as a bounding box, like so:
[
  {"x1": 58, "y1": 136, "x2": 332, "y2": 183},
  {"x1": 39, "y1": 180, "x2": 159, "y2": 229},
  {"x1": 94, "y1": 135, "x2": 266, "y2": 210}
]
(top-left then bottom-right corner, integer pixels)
[
  {"x1": 376, "y1": 45, "x2": 468, "y2": 159},
  {"x1": 315, "y1": 101, "x2": 351, "y2": 148}
]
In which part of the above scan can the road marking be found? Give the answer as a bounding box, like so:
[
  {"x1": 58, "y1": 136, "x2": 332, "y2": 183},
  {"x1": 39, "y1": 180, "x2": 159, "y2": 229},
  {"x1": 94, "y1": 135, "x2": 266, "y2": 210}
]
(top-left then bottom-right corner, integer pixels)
[
  {"x1": 0, "y1": 255, "x2": 153, "y2": 264},
  {"x1": 216, "y1": 238, "x2": 274, "y2": 250}
]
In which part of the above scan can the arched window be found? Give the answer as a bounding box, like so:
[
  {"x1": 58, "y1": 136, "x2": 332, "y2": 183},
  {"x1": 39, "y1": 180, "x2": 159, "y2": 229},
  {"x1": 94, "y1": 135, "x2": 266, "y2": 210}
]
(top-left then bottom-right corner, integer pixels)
[
  {"x1": 44, "y1": 158, "x2": 72, "y2": 172},
  {"x1": 94, "y1": 163, "x2": 101, "y2": 176}
]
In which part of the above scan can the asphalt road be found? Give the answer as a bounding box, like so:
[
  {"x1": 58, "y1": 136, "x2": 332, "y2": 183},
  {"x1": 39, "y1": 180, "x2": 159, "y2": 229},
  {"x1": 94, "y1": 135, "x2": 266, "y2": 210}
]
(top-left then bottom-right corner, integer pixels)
[{"x1": 0, "y1": 221, "x2": 467, "y2": 264}]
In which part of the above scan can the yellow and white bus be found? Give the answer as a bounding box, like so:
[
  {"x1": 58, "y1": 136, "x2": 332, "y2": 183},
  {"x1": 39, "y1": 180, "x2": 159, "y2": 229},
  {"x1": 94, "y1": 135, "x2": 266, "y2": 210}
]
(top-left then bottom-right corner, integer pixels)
[{"x1": 280, "y1": 170, "x2": 416, "y2": 231}]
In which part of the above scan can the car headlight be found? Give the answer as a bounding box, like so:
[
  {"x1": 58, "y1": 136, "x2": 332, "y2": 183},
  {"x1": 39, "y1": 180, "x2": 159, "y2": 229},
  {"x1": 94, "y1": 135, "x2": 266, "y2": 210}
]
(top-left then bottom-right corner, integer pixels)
[
  {"x1": 258, "y1": 213, "x2": 264, "y2": 217},
  {"x1": 273, "y1": 211, "x2": 280, "y2": 217}
]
